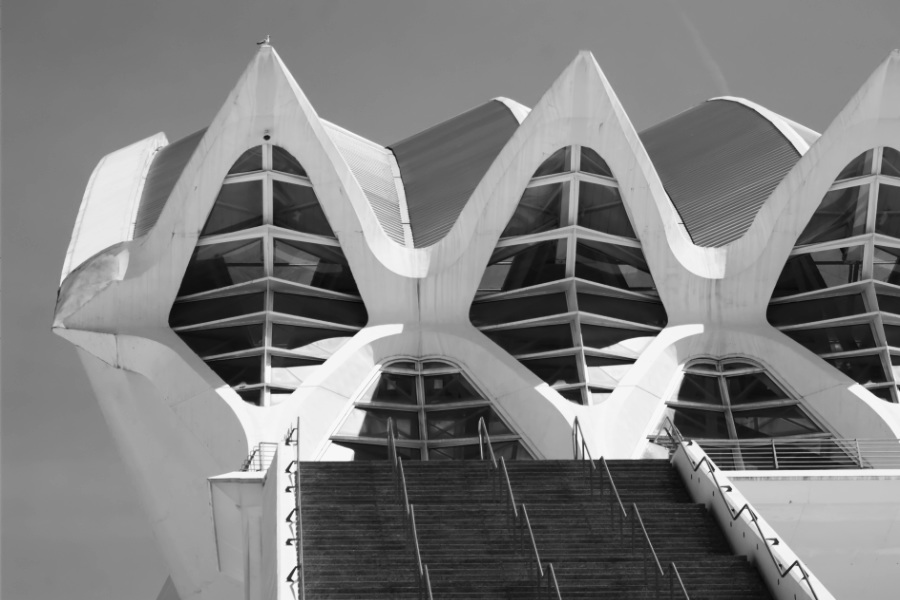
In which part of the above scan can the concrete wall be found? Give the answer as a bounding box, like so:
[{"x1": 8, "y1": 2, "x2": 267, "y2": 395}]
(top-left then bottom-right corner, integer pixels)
[{"x1": 730, "y1": 471, "x2": 900, "y2": 600}]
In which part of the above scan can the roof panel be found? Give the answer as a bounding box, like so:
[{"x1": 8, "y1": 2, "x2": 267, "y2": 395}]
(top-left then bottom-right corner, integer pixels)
[
  {"x1": 322, "y1": 121, "x2": 406, "y2": 245},
  {"x1": 639, "y1": 99, "x2": 801, "y2": 247},
  {"x1": 389, "y1": 100, "x2": 521, "y2": 248},
  {"x1": 134, "y1": 128, "x2": 207, "y2": 238}
]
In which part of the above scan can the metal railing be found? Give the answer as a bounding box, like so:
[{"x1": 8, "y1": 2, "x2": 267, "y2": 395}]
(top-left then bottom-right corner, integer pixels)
[
  {"x1": 573, "y1": 419, "x2": 690, "y2": 599},
  {"x1": 572, "y1": 417, "x2": 598, "y2": 494},
  {"x1": 678, "y1": 441, "x2": 820, "y2": 600},
  {"x1": 478, "y1": 418, "x2": 563, "y2": 598},
  {"x1": 284, "y1": 418, "x2": 304, "y2": 599},
  {"x1": 696, "y1": 437, "x2": 900, "y2": 470},
  {"x1": 240, "y1": 441, "x2": 278, "y2": 472},
  {"x1": 387, "y1": 419, "x2": 434, "y2": 600}
]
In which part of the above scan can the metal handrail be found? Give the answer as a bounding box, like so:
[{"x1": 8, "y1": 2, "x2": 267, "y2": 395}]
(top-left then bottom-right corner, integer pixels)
[
  {"x1": 695, "y1": 437, "x2": 900, "y2": 470},
  {"x1": 679, "y1": 440, "x2": 819, "y2": 600},
  {"x1": 520, "y1": 505, "x2": 544, "y2": 584},
  {"x1": 284, "y1": 418, "x2": 304, "y2": 599},
  {"x1": 476, "y1": 428, "x2": 558, "y2": 596},
  {"x1": 386, "y1": 419, "x2": 434, "y2": 600},
  {"x1": 596, "y1": 456, "x2": 690, "y2": 599},
  {"x1": 241, "y1": 441, "x2": 278, "y2": 472},
  {"x1": 572, "y1": 417, "x2": 598, "y2": 495},
  {"x1": 478, "y1": 416, "x2": 498, "y2": 469},
  {"x1": 546, "y1": 563, "x2": 563, "y2": 600},
  {"x1": 652, "y1": 416, "x2": 684, "y2": 447}
]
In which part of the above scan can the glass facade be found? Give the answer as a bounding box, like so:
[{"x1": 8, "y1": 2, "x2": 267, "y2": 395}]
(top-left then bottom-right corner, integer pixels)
[
  {"x1": 470, "y1": 146, "x2": 665, "y2": 405},
  {"x1": 768, "y1": 146, "x2": 900, "y2": 402},
  {"x1": 666, "y1": 359, "x2": 829, "y2": 440},
  {"x1": 169, "y1": 145, "x2": 367, "y2": 406},
  {"x1": 328, "y1": 359, "x2": 533, "y2": 461}
]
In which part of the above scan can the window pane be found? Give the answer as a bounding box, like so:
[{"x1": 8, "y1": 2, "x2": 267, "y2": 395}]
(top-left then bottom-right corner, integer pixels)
[
  {"x1": 883, "y1": 325, "x2": 900, "y2": 348},
  {"x1": 236, "y1": 389, "x2": 262, "y2": 405},
  {"x1": 772, "y1": 246, "x2": 864, "y2": 297},
  {"x1": 501, "y1": 183, "x2": 565, "y2": 238},
  {"x1": 178, "y1": 324, "x2": 264, "y2": 357},
  {"x1": 584, "y1": 355, "x2": 634, "y2": 387},
  {"x1": 558, "y1": 389, "x2": 586, "y2": 404},
  {"x1": 824, "y1": 354, "x2": 888, "y2": 384},
  {"x1": 422, "y1": 361, "x2": 455, "y2": 372},
  {"x1": 422, "y1": 373, "x2": 485, "y2": 405},
  {"x1": 273, "y1": 292, "x2": 367, "y2": 327},
  {"x1": 270, "y1": 355, "x2": 323, "y2": 387},
  {"x1": 338, "y1": 408, "x2": 419, "y2": 440},
  {"x1": 519, "y1": 355, "x2": 581, "y2": 385},
  {"x1": 880, "y1": 147, "x2": 900, "y2": 178},
  {"x1": 227, "y1": 146, "x2": 263, "y2": 175},
  {"x1": 783, "y1": 323, "x2": 876, "y2": 355},
  {"x1": 178, "y1": 239, "x2": 264, "y2": 296},
  {"x1": 359, "y1": 373, "x2": 418, "y2": 405},
  {"x1": 875, "y1": 184, "x2": 900, "y2": 239},
  {"x1": 577, "y1": 292, "x2": 667, "y2": 327},
  {"x1": 273, "y1": 239, "x2": 359, "y2": 295},
  {"x1": 725, "y1": 373, "x2": 789, "y2": 405},
  {"x1": 575, "y1": 240, "x2": 655, "y2": 291},
  {"x1": 271, "y1": 146, "x2": 307, "y2": 177},
  {"x1": 878, "y1": 294, "x2": 900, "y2": 316},
  {"x1": 577, "y1": 182, "x2": 635, "y2": 238},
  {"x1": 580, "y1": 325, "x2": 654, "y2": 355},
  {"x1": 485, "y1": 324, "x2": 573, "y2": 355},
  {"x1": 201, "y1": 181, "x2": 264, "y2": 236},
  {"x1": 478, "y1": 240, "x2": 567, "y2": 293},
  {"x1": 206, "y1": 355, "x2": 262, "y2": 387},
  {"x1": 872, "y1": 246, "x2": 900, "y2": 284},
  {"x1": 272, "y1": 181, "x2": 334, "y2": 236},
  {"x1": 426, "y1": 406, "x2": 510, "y2": 440},
  {"x1": 720, "y1": 362, "x2": 758, "y2": 372},
  {"x1": 329, "y1": 441, "x2": 420, "y2": 461},
  {"x1": 169, "y1": 292, "x2": 265, "y2": 327},
  {"x1": 836, "y1": 150, "x2": 874, "y2": 180},
  {"x1": 767, "y1": 294, "x2": 866, "y2": 326},
  {"x1": 797, "y1": 185, "x2": 869, "y2": 245},
  {"x1": 676, "y1": 374, "x2": 723, "y2": 405},
  {"x1": 533, "y1": 147, "x2": 570, "y2": 177},
  {"x1": 732, "y1": 406, "x2": 823, "y2": 439},
  {"x1": 470, "y1": 293, "x2": 569, "y2": 327},
  {"x1": 672, "y1": 407, "x2": 730, "y2": 439},
  {"x1": 428, "y1": 441, "x2": 532, "y2": 461},
  {"x1": 270, "y1": 324, "x2": 351, "y2": 357},
  {"x1": 580, "y1": 148, "x2": 613, "y2": 178},
  {"x1": 871, "y1": 386, "x2": 895, "y2": 401}
]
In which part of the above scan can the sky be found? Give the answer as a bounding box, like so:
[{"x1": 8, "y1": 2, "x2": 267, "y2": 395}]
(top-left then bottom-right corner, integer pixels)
[{"x1": 3, "y1": 1, "x2": 900, "y2": 599}]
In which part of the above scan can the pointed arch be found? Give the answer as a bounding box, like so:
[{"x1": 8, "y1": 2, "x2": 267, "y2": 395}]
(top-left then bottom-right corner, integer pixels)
[
  {"x1": 470, "y1": 145, "x2": 666, "y2": 405},
  {"x1": 768, "y1": 146, "x2": 900, "y2": 402},
  {"x1": 170, "y1": 144, "x2": 367, "y2": 406},
  {"x1": 325, "y1": 358, "x2": 533, "y2": 461}
]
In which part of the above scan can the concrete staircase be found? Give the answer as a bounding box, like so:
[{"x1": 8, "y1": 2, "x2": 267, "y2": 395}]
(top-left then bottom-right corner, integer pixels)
[{"x1": 300, "y1": 459, "x2": 774, "y2": 599}]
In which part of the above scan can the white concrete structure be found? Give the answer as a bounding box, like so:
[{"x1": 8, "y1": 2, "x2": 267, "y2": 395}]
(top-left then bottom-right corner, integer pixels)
[{"x1": 54, "y1": 44, "x2": 900, "y2": 599}]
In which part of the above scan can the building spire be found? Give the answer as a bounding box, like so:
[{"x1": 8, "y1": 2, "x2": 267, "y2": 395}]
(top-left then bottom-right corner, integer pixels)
[{"x1": 256, "y1": 34, "x2": 271, "y2": 47}]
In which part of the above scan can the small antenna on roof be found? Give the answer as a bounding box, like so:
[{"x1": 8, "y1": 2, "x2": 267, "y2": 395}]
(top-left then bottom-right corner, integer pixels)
[{"x1": 257, "y1": 35, "x2": 271, "y2": 47}]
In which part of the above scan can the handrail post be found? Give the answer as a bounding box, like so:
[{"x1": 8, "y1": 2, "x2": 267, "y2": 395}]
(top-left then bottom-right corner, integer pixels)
[
  {"x1": 855, "y1": 439, "x2": 864, "y2": 468},
  {"x1": 772, "y1": 439, "x2": 779, "y2": 470}
]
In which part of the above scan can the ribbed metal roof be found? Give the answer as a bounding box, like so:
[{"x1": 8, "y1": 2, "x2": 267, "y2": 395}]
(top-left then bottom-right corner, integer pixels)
[
  {"x1": 322, "y1": 121, "x2": 406, "y2": 245},
  {"x1": 134, "y1": 128, "x2": 207, "y2": 238},
  {"x1": 389, "y1": 100, "x2": 521, "y2": 248},
  {"x1": 639, "y1": 99, "x2": 801, "y2": 247}
]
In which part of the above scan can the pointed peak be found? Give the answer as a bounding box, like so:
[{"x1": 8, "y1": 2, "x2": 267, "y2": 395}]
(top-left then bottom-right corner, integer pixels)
[{"x1": 256, "y1": 34, "x2": 271, "y2": 47}]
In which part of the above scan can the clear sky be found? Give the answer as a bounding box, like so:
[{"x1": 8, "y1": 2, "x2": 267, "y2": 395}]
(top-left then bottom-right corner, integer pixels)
[{"x1": 3, "y1": 1, "x2": 900, "y2": 599}]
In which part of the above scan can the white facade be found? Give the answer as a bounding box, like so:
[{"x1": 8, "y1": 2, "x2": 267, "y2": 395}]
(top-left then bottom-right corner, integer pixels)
[{"x1": 54, "y1": 45, "x2": 900, "y2": 600}]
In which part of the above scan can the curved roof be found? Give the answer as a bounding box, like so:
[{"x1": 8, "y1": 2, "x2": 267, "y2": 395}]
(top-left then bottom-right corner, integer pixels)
[
  {"x1": 322, "y1": 120, "x2": 408, "y2": 245},
  {"x1": 134, "y1": 128, "x2": 207, "y2": 238},
  {"x1": 389, "y1": 99, "x2": 522, "y2": 248},
  {"x1": 639, "y1": 99, "x2": 802, "y2": 247}
]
